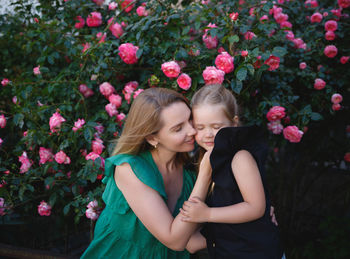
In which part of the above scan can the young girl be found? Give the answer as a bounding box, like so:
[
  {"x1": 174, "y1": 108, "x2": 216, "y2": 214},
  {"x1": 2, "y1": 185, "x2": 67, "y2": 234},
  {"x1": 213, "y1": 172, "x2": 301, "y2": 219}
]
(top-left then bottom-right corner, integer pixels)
[{"x1": 181, "y1": 84, "x2": 283, "y2": 258}]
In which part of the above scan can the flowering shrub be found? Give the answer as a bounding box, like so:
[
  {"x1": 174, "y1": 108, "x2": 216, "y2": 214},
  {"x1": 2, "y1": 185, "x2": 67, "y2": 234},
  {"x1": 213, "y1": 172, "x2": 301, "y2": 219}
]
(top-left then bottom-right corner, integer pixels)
[{"x1": 0, "y1": 0, "x2": 349, "y2": 255}]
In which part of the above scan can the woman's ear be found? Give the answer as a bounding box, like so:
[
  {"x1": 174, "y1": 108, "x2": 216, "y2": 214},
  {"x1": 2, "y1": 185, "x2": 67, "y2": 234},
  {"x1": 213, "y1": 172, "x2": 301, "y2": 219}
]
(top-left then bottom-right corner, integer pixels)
[
  {"x1": 233, "y1": 115, "x2": 240, "y2": 126},
  {"x1": 145, "y1": 134, "x2": 158, "y2": 148}
]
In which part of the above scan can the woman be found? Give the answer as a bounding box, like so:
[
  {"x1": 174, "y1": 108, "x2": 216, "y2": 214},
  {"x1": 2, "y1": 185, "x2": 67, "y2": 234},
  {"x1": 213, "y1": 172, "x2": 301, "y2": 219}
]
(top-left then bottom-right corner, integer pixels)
[{"x1": 81, "y1": 88, "x2": 212, "y2": 258}]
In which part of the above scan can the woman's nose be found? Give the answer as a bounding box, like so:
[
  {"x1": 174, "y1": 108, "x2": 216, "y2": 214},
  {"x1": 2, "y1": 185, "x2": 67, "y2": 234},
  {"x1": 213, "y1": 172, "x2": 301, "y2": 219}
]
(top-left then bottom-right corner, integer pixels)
[{"x1": 187, "y1": 123, "x2": 196, "y2": 136}]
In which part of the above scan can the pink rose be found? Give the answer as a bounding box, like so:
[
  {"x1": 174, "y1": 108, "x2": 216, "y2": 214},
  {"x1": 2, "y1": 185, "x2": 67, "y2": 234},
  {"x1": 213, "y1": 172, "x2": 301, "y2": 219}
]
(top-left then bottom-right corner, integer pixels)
[
  {"x1": 72, "y1": 118, "x2": 85, "y2": 132},
  {"x1": 338, "y1": 0, "x2": 350, "y2": 8},
  {"x1": 19, "y1": 151, "x2": 32, "y2": 173},
  {"x1": 94, "y1": 124, "x2": 105, "y2": 136},
  {"x1": 202, "y1": 23, "x2": 218, "y2": 49},
  {"x1": 93, "y1": 0, "x2": 104, "y2": 5},
  {"x1": 121, "y1": 0, "x2": 135, "y2": 12},
  {"x1": 0, "y1": 138, "x2": 3, "y2": 147},
  {"x1": 99, "y1": 82, "x2": 115, "y2": 97},
  {"x1": 0, "y1": 114, "x2": 6, "y2": 128},
  {"x1": 55, "y1": 151, "x2": 71, "y2": 164},
  {"x1": 331, "y1": 9, "x2": 342, "y2": 18},
  {"x1": 260, "y1": 15, "x2": 269, "y2": 23},
  {"x1": 177, "y1": 73, "x2": 192, "y2": 90},
  {"x1": 116, "y1": 113, "x2": 126, "y2": 122},
  {"x1": 86, "y1": 208, "x2": 99, "y2": 220},
  {"x1": 82, "y1": 42, "x2": 91, "y2": 53},
  {"x1": 109, "y1": 22, "x2": 124, "y2": 39},
  {"x1": 229, "y1": 12, "x2": 239, "y2": 21},
  {"x1": 299, "y1": 62, "x2": 307, "y2": 70},
  {"x1": 136, "y1": 6, "x2": 149, "y2": 17},
  {"x1": 105, "y1": 103, "x2": 118, "y2": 117},
  {"x1": 49, "y1": 111, "x2": 66, "y2": 133},
  {"x1": 133, "y1": 89, "x2": 144, "y2": 99},
  {"x1": 33, "y1": 65, "x2": 41, "y2": 75},
  {"x1": 38, "y1": 201, "x2": 52, "y2": 216},
  {"x1": 324, "y1": 20, "x2": 337, "y2": 31},
  {"x1": 86, "y1": 12, "x2": 102, "y2": 27},
  {"x1": 280, "y1": 21, "x2": 292, "y2": 29},
  {"x1": 314, "y1": 78, "x2": 326, "y2": 90},
  {"x1": 283, "y1": 126, "x2": 304, "y2": 143},
  {"x1": 267, "y1": 120, "x2": 284, "y2": 134},
  {"x1": 108, "y1": 94, "x2": 122, "y2": 108},
  {"x1": 310, "y1": 12, "x2": 322, "y2": 23},
  {"x1": 202, "y1": 66, "x2": 225, "y2": 85},
  {"x1": 118, "y1": 43, "x2": 139, "y2": 64},
  {"x1": 274, "y1": 12, "x2": 288, "y2": 24},
  {"x1": 85, "y1": 152, "x2": 105, "y2": 170},
  {"x1": 79, "y1": 84, "x2": 94, "y2": 98},
  {"x1": 244, "y1": 31, "x2": 256, "y2": 40},
  {"x1": 324, "y1": 45, "x2": 338, "y2": 58},
  {"x1": 92, "y1": 138, "x2": 105, "y2": 155},
  {"x1": 266, "y1": 106, "x2": 286, "y2": 122},
  {"x1": 285, "y1": 31, "x2": 294, "y2": 41},
  {"x1": 161, "y1": 61, "x2": 181, "y2": 78},
  {"x1": 124, "y1": 81, "x2": 139, "y2": 92},
  {"x1": 332, "y1": 103, "x2": 341, "y2": 111},
  {"x1": 1, "y1": 78, "x2": 10, "y2": 86},
  {"x1": 96, "y1": 32, "x2": 106, "y2": 43},
  {"x1": 109, "y1": 2, "x2": 117, "y2": 10},
  {"x1": 87, "y1": 200, "x2": 98, "y2": 209},
  {"x1": 340, "y1": 56, "x2": 349, "y2": 64},
  {"x1": 215, "y1": 52, "x2": 234, "y2": 74},
  {"x1": 305, "y1": 0, "x2": 318, "y2": 8},
  {"x1": 241, "y1": 50, "x2": 248, "y2": 57},
  {"x1": 264, "y1": 55, "x2": 280, "y2": 71},
  {"x1": 39, "y1": 147, "x2": 53, "y2": 164},
  {"x1": 74, "y1": 16, "x2": 85, "y2": 29},
  {"x1": 325, "y1": 31, "x2": 335, "y2": 41},
  {"x1": 331, "y1": 93, "x2": 343, "y2": 104}
]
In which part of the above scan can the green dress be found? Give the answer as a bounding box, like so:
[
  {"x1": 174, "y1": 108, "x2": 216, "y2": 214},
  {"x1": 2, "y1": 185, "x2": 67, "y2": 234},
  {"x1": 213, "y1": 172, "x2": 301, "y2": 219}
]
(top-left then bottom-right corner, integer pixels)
[{"x1": 81, "y1": 151, "x2": 196, "y2": 259}]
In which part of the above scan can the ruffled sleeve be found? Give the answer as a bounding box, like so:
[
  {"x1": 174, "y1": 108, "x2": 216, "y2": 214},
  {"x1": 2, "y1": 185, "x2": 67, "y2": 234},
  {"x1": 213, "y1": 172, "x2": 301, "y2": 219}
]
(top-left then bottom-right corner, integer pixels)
[
  {"x1": 101, "y1": 152, "x2": 167, "y2": 214},
  {"x1": 210, "y1": 126, "x2": 269, "y2": 171}
]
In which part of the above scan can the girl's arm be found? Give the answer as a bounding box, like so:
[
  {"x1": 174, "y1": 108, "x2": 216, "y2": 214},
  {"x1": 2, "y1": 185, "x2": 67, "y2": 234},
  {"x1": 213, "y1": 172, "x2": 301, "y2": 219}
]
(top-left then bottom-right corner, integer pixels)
[
  {"x1": 115, "y1": 152, "x2": 212, "y2": 251},
  {"x1": 181, "y1": 150, "x2": 266, "y2": 224},
  {"x1": 185, "y1": 228, "x2": 207, "y2": 254}
]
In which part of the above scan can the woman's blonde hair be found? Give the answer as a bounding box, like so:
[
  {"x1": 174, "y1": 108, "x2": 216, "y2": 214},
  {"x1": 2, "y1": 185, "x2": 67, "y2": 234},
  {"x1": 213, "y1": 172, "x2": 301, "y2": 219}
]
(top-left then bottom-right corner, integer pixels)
[{"x1": 112, "y1": 87, "x2": 190, "y2": 164}]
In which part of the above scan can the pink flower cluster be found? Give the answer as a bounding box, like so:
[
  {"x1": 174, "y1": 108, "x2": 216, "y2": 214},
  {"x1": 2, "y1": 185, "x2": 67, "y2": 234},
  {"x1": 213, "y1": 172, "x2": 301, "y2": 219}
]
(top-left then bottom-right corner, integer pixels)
[
  {"x1": 264, "y1": 55, "x2": 280, "y2": 71},
  {"x1": 331, "y1": 93, "x2": 343, "y2": 111},
  {"x1": 85, "y1": 200, "x2": 101, "y2": 220},
  {"x1": 202, "y1": 23, "x2": 218, "y2": 49},
  {"x1": 55, "y1": 151, "x2": 71, "y2": 164},
  {"x1": 266, "y1": 106, "x2": 303, "y2": 143},
  {"x1": 0, "y1": 198, "x2": 7, "y2": 216},
  {"x1": 271, "y1": 5, "x2": 292, "y2": 29},
  {"x1": 79, "y1": 84, "x2": 94, "y2": 98},
  {"x1": 136, "y1": 6, "x2": 149, "y2": 17},
  {"x1": 121, "y1": 0, "x2": 134, "y2": 13},
  {"x1": 324, "y1": 20, "x2": 337, "y2": 41},
  {"x1": 1, "y1": 78, "x2": 9, "y2": 86},
  {"x1": 33, "y1": 65, "x2": 41, "y2": 75},
  {"x1": 38, "y1": 200, "x2": 51, "y2": 216},
  {"x1": 215, "y1": 52, "x2": 234, "y2": 73},
  {"x1": 72, "y1": 118, "x2": 85, "y2": 132},
  {"x1": 161, "y1": 61, "x2": 192, "y2": 90},
  {"x1": 202, "y1": 66, "x2": 225, "y2": 85},
  {"x1": 39, "y1": 147, "x2": 53, "y2": 164},
  {"x1": 108, "y1": 18, "x2": 124, "y2": 39}
]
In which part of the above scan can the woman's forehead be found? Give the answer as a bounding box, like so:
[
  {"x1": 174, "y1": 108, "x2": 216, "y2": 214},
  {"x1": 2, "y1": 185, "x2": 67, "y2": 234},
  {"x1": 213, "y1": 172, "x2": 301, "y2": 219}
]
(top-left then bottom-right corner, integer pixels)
[{"x1": 160, "y1": 102, "x2": 191, "y2": 126}]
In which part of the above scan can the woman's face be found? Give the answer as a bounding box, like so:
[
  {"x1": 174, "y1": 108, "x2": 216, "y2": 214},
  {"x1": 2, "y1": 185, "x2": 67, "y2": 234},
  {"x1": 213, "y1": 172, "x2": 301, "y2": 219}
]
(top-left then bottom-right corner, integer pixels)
[
  {"x1": 192, "y1": 104, "x2": 233, "y2": 151},
  {"x1": 154, "y1": 102, "x2": 196, "y2": 153}
]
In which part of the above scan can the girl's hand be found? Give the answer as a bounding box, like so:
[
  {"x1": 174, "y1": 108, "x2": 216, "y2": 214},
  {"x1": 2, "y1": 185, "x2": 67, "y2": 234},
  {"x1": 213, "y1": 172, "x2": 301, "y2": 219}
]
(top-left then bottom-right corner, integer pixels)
[
  {"x1": 199, "y1": 150, "x2": 212, "y2": 177},
  {"x1": 180, "y1": 197, "x2": 210, "y2": 223}
]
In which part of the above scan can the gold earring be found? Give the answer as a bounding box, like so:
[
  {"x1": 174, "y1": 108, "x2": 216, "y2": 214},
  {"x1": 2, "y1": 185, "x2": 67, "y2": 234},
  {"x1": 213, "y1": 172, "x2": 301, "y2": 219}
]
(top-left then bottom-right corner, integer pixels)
[{"x1": 154, "y1": 143, "x2": 158, "y2": 149}]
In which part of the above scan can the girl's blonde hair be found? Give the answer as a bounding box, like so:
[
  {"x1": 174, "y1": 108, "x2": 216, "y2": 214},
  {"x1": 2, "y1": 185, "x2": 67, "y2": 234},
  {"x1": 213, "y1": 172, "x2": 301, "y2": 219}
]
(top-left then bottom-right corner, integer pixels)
[
  {"x1": 112, "y1": 87, "x2": 190, "y2": 164},
  {"x1": 191, "y1": 84, "x2": 239, "y2": 122},
  {"x1": 191, "y1": 84, "x2": 240, "y2": 193}
]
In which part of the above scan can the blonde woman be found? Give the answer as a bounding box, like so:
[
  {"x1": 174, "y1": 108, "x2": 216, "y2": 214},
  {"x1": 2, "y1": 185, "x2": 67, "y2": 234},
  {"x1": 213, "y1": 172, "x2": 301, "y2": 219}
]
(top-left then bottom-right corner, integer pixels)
[{"x1": 81, "y1": 88, "x2": 212, "y2": 259}]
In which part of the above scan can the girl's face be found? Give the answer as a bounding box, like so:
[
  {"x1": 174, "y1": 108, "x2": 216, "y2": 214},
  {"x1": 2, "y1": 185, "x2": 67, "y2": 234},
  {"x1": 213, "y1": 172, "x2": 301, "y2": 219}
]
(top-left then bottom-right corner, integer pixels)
[
  {"x1": 192, "y1": 104, "x2": 234, "y2": 151},
  {"x1": 154, "y1": 102, "x2": 196, "y2": 153}
]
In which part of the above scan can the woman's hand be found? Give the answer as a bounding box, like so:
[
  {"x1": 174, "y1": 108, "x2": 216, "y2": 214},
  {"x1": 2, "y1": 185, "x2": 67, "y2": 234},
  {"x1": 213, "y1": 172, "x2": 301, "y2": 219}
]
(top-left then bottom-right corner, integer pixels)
[{"x1": 180, "y1": 197, "x2": 210, "y2": 223}]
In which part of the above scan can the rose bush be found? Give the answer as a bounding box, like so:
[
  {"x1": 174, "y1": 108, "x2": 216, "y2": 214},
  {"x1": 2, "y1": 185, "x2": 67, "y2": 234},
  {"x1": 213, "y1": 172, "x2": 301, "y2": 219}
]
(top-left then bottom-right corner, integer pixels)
[{"x1": 0, "y1": 0, "x2": 349, "y2": 256}]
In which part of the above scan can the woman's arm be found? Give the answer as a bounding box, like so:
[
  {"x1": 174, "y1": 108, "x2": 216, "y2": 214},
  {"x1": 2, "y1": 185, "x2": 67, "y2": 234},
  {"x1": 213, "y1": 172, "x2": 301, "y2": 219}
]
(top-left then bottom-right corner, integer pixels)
[
  {"x1": 185, "y1": 229, "x2": 207, "y2": 254},
  {"x1": 115, "y1": 152, "x2": 211, "y2": 251},
  {"x1": 181, "y1": 150, "x2": 266, "y2": 224}
]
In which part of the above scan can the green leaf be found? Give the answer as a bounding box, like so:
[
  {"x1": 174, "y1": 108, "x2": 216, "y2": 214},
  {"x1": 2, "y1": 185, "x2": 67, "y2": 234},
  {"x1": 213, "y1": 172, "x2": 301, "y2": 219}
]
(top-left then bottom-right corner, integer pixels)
[
  {"x1": 136, "y1": 48, "x2": 143, "y2": 59},
  {"x1": 13, "y1": 113, "x2": 24, "y2": 128},
  {"x1": 63, "y1": 204, "x2": 70, "y2": 215},
  {"x1": 236, "y1": 67, "x2": 247, "y2": 81},
  {"x1": 228, "y1": 35, "x2": 239, "y2": 44},
  {"x1": 231, "y1": 80, "x2": 243, "y2": 94},
  {"x1": 272, "y1": 46, "x2": 287, "y2": 58},
  {"x1": 246, "y1": 64, "x2": 255, "y2": 76},
  {"x1": 84, "y1": 128, "x2": 93, "y2": 142},
  {"x1": 310, "y1": 112, "x2": 323, "y2": 121}
]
